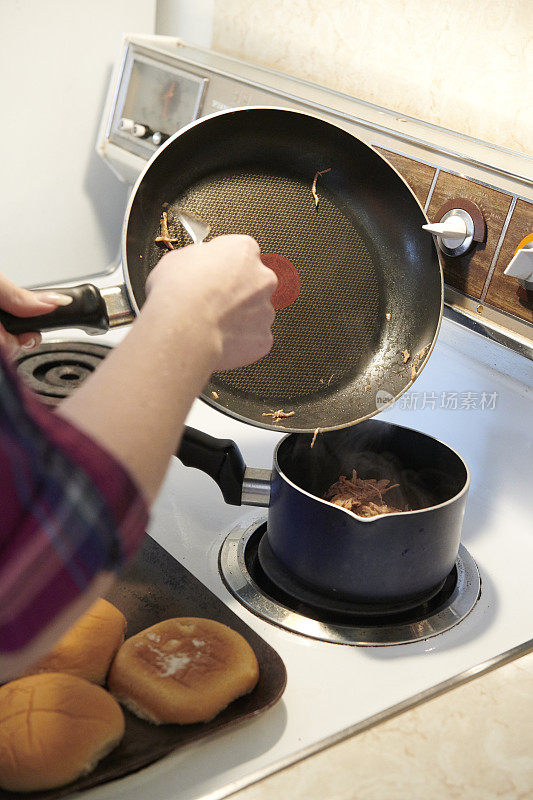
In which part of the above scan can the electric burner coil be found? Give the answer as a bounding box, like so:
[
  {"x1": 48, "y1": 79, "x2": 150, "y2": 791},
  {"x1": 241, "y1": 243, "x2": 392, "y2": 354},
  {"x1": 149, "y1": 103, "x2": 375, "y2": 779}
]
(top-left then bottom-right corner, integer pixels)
[{"x1": 15, "y1": 342, "x2": 111, "y2": 405}]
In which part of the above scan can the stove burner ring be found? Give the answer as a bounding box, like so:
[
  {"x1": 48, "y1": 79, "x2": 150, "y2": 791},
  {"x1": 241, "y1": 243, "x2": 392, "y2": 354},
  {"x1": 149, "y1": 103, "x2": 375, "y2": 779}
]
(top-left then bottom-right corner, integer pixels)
[
  {"x1": 15, "y1": 342, "x2": 111, "y2": 405},
  {"x1": 219, "y1": 520, "x2": 481, "y2": 646}
]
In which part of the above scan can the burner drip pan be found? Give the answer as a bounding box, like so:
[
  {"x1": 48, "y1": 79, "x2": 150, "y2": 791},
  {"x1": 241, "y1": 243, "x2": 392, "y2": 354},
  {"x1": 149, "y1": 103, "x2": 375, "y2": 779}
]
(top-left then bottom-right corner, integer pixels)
[{"x1": 219, "y1": 520, "x2": 481, "y2": 646}]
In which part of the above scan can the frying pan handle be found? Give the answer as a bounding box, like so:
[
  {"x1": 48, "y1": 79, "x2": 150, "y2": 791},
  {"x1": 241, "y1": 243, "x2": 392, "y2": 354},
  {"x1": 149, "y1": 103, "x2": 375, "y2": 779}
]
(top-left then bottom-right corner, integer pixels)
[
  {"x1": 0, "y1": 284, "x2": 110, "y2": 336},
  {"x1": 176, "y1": 425, "x2": 246, "y2": 506}
]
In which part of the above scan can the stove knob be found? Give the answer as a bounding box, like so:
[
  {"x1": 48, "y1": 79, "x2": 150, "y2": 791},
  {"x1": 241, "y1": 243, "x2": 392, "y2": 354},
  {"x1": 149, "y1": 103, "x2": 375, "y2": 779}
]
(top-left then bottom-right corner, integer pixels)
[
  {"x1": 423, "y1": 212, "x2": 472, "y2": 254},
  {"x1": 131, "y1": 123, "x2": 153, "y2": 138},
  {"x1": 151, "y1": 131, "x2": 169, "y2": 146},
  {"x1": 118, "y1": 117, "x2": 135, "y2": 132},
  {"x1": 423, "y1": 198, "x2": 486, "y2": 257},
  {"x1": 504, "y1": 234, "x2": 533, "y2": 288}
]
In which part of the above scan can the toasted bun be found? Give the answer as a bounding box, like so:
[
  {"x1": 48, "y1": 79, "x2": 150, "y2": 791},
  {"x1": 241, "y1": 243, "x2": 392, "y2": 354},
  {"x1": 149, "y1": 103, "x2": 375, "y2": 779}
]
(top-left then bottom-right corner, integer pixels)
[
  {"x1": 0, "y1": 672, "x2": 124, "y2": 792},
  {"x1": 108, "y1": 617, "x2": 259, "y2": 724},
  {"x1": 24, "y1": 598, "x2": 126, "y2": 685}
]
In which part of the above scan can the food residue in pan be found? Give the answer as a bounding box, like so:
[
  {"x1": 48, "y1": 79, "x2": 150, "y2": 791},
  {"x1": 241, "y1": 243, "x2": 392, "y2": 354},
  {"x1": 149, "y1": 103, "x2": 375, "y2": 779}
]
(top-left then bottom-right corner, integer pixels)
[
  {"x1": 364, "y1": 384, "x2": 371, "y2": 391},
  {"x1": 262, "y1": 409, "x2": 295, "y2": 423},
  {"x1": 401, "y1": 349, "x2": 411, "y2": 364},
  {"x1": 410, "y1": 344, "x2": 431, "y2": 381},
  {"x1": 311, "y1": 168, "x2": 331, "y2": 210},
  {"x1": 211, "y1": 391, "x2": 219, "y2": 399},
  {"x1": 310, "y1": 427, "x2": 321, "y2": 448},
  {"x1": 324, "y1": 470, "x2": 407, "y2": 518},
  {"x1": 155, "y1": 211, "x2": 180, "y2": 251},
  {"x1": 385, "y1": 313, "x2": 392, "y2": 321}
]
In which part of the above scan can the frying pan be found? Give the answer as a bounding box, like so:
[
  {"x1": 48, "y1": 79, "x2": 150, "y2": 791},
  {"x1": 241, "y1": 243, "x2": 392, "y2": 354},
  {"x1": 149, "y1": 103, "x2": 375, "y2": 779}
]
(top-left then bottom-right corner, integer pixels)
[{"x1": 0, "y1": 107, "x2": 443, "y2": 432}]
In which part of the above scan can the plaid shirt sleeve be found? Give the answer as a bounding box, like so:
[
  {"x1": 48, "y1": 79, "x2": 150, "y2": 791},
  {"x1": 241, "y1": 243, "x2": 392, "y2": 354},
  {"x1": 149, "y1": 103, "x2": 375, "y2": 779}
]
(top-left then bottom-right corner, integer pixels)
[{"x1": 0, "y1": 349, "x2": 148, "y2": 655}]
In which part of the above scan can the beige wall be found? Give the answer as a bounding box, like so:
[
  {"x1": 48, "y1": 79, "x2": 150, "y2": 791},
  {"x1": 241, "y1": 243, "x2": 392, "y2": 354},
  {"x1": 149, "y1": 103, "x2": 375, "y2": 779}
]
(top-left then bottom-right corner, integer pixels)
[{"x1": 212, "y1": 0, "x2": 532, "y2": 155}]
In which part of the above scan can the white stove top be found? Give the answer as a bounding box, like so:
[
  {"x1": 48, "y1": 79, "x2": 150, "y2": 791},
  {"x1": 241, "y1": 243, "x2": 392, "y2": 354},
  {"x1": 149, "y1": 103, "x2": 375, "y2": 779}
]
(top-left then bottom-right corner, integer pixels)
[{"x1": 61, "y1": 309, "x2": 532, "y2": 800}]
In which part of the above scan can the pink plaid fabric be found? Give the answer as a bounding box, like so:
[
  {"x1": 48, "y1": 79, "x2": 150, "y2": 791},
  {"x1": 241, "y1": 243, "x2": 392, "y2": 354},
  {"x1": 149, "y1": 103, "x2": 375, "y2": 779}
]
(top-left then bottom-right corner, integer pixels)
[{"x1": 0, "y1": 349, "x2": 148, "y2": 654}]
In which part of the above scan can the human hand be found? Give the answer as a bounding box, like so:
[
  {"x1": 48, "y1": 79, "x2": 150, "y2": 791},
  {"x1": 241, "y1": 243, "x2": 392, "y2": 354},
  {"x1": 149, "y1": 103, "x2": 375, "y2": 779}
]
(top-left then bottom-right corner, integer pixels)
[
  {"x1": 0, "y1": 273, "x2": 73, "y2": 359},
  {"x1": 146, "y1": 235, "x2": 278, "y2": 371}
]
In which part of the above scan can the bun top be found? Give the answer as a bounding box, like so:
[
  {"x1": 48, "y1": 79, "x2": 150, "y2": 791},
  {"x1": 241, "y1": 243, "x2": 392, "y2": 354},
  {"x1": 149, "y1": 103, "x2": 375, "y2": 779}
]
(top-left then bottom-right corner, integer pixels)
[
  {"x1": 23, "y1": 598, "x2": 126, "y2": 684},
  {"x1": 117, "y1": 617, "x2": 256, "y2": 681},
  {"x1": 108, "y1": 617, "x2": 259, "y2": 724},
  {"x1": 0, "y1": 672, "x2": 125, "y2": 792}
]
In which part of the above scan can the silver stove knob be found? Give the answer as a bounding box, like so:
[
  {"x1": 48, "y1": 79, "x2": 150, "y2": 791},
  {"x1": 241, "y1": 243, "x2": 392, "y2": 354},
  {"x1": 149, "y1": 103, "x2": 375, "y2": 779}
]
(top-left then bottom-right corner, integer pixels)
[{"x1": 423, "y1": 209, "x2": 475, "y2": 257}]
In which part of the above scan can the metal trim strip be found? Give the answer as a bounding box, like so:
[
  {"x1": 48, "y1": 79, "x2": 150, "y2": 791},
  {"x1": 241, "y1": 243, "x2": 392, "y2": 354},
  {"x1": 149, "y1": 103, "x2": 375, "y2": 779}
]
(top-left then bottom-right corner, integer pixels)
[
  {"x1": 481, "y1": 196, "x2": 517, "y2": 301},
  {"x1": 140, "y1": 41, "x2": 533, "y2": 189},
  {"x1": 370, "y1": 143, "x2": 533, "y2": 207},
  {"x1": 443, "y1": 301, "x2": 533, "y2": 361},
  {"x1": 201, "y1": 638, "x2": 533, "y2": 800},
  {"x1": 424, "y1": 168, "x2": 440, "y2": 214}
]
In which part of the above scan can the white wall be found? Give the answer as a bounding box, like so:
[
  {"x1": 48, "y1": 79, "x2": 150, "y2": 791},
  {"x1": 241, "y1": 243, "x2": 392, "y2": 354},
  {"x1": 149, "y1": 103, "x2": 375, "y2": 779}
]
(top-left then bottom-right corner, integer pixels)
[
  {"x1": 0, "y1": 0, "x2": 155, "y2": 288},
  {"x1": 155, "y1": 0, "x2": 214, "y2": 47},
  {"x1": 155, "y1": 0, "x2": 532, "y2": 158},
  {"x1": 210, "y1": 0, "x2": 532, "y2": 156}
]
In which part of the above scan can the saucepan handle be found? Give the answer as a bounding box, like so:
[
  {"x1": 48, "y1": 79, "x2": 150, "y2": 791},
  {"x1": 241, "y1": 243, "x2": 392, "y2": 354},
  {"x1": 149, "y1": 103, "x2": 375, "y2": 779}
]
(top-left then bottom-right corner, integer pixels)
[
  {"x1": 176, "y1": 425, "x2": 247, "y2": 506},
  {"x1": 0, "y1": 284, "x2": 110, "y2": 335}
]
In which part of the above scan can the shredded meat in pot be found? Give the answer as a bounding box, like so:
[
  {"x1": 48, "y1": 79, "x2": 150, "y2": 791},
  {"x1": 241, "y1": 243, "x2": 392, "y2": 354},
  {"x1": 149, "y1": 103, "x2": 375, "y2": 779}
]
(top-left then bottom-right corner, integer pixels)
[{"x1": 324, "y1": 469, "x2": 408, "y2": 517}]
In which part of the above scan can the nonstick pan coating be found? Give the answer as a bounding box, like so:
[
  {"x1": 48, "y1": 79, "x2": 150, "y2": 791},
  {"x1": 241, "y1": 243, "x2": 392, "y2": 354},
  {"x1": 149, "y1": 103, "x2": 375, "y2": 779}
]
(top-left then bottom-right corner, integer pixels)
[{"x1": 124, "y1": 108, "x2": 443, "y2": 432}]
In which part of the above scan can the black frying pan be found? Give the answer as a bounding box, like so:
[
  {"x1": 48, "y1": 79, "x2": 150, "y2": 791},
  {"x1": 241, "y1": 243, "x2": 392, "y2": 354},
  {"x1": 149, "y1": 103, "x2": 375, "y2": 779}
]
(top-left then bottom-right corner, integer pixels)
[{"x1": 1, "y1": 108, "x2": 443, "y2": 432}]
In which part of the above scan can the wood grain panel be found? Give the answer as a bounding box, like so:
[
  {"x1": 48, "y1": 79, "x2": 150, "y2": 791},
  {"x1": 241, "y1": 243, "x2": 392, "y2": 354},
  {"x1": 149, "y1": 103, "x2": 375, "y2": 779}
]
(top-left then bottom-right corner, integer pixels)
[
  {"x1": 485, "y1": 199, "x2": 533, "y2": 324},
  {"x1": 375, "y1": 148, "x2": 436, "y2": 206},
  {"x1": 426, "y1": 173, "x2": 513, "y2": 300}
]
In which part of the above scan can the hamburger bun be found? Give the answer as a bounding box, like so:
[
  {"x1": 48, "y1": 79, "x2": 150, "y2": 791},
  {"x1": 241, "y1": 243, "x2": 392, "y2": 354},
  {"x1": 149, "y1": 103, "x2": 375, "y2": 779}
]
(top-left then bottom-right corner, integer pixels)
[
  {"x1": 108, "y1": 617, "x2": 259, "y2": 724},
  {"x1": 24, "y1": 598, "x2": 126, "y2": 684},
  {"x1": 0, "y1": 672, "x2": 124, "y2": 792}
]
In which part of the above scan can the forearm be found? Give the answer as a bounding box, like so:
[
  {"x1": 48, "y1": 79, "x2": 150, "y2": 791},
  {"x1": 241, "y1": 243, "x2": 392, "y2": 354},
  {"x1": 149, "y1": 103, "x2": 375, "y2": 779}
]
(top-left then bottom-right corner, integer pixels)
[
  {"x1": 0, "y1": 237, "x2": 274, "y2": 675},
  {"x1": 58, "y1": 285, "x2": 219, "y2": 505}
]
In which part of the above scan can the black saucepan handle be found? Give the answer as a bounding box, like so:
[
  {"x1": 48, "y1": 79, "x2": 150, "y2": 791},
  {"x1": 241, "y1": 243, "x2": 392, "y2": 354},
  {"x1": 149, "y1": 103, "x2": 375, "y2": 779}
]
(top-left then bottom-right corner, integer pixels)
[
  {"x1": 176, "y1": 425, "x2": 246, "y2": 506},
  {"x1": 0, "y1": 284, "x2": 109, "y2": 335}
]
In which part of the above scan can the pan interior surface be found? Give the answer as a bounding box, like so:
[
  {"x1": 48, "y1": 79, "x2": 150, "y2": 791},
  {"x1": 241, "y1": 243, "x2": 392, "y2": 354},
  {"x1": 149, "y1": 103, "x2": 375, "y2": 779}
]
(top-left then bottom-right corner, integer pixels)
[
  {"x1": 149, "y1": 169, "x2": 381, "y2": 404},
  {"x1": 126, "y1": 109, "x2": 442, "y2": 431}
]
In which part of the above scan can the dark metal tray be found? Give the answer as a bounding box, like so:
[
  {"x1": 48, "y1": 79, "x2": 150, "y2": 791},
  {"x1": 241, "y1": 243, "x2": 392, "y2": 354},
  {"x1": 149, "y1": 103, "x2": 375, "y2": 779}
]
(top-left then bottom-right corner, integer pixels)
[{"x1": 1, "y1": 535, "x2": 287, "y2": 800}]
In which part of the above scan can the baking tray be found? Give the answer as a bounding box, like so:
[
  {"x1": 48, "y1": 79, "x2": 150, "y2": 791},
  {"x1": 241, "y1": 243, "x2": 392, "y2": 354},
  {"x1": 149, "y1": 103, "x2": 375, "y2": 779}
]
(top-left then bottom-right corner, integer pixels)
[{"x1": 1, "y1": 535, "x2": 287, "y2": 800}]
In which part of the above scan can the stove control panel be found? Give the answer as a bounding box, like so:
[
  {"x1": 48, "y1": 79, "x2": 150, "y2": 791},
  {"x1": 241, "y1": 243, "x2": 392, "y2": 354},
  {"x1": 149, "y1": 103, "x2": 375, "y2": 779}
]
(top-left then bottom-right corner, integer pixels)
[{"x1": 104, "y1": 45, "x2": 207, "y2": 164}]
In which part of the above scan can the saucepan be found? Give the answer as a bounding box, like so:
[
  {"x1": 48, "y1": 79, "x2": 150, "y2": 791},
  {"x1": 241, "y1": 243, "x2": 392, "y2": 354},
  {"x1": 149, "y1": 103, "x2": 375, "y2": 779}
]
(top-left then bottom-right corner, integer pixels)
[
  {"x1": 0, "y1": 106, "x2": 443, "y2": 432},
  {"x1": 177, "y1": 420, "x2": 469, "y2": 611}
]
